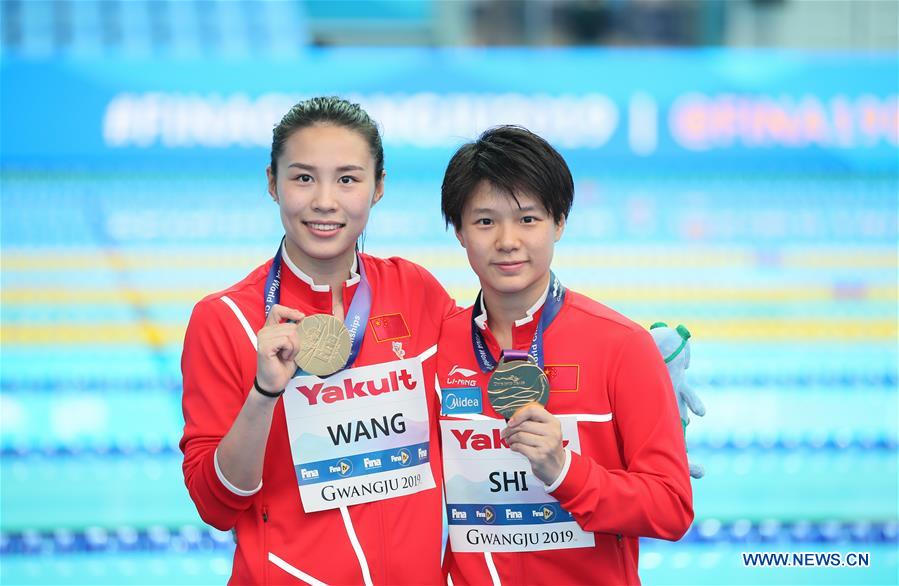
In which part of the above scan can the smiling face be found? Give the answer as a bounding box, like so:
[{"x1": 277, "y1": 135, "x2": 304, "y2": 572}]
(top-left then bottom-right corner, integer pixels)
[
  {"x1": 267, "y1": 123, "x2": 384, "y2": 270},
  {"x1": 456, "y1": 180, "x2": 564, "y2": 306}
]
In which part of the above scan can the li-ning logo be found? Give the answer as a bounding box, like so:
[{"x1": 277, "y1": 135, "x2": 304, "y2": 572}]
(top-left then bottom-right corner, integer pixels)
[
  {"x1": 446, "y1": 365, "x2": 478, "y2": 387},
  {"x1": 449, "y1": 365, "x2": 476, "y2": 378}
]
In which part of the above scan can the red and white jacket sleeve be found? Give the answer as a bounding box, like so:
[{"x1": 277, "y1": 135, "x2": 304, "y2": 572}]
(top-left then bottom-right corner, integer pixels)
[
  {"x1": 549, "y1": 328, "x2": 694, "y2": 541},
  {"x1": 179, "y1": 298, "x2": 255, "y2": 531}
]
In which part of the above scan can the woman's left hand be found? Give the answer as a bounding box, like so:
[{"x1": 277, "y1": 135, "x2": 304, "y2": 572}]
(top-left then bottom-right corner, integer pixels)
[{"x1": 501, "y1": 404, "x2": 566, "y2": 486}]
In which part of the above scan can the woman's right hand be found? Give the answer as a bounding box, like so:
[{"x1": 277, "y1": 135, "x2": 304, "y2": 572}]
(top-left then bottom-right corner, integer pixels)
[{"x1": 256, "y1": 304, "x2": 305, "y2": 394}]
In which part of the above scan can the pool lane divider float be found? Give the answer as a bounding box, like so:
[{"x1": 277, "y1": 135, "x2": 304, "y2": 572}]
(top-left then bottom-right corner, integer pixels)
[
  {"x1": 3, "y1": 371, "x2": 895, "y2": 392},
  {"x1": 1, "y1": 520, "x2": 896, "y2": 556},
  {"x1": 1, "y1": 435, "x2": 895, "y2": 459},
  {"x1": 3, "y1": 318, "x2": 896, "y2": 345}
]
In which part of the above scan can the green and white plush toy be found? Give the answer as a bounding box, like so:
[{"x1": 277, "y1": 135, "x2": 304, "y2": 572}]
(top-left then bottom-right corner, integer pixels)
[{"x1": 649, "y1": 322, "x2": 706, "y2": 479}]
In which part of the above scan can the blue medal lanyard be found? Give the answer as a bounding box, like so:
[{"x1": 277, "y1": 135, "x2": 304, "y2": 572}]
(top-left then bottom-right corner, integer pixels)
[
  {"x1": 264, "y1": 238, "x2": 372, "y2": 374},
  {"x1": 470, "y1": 272, "x2": 566, "y2": 373}
]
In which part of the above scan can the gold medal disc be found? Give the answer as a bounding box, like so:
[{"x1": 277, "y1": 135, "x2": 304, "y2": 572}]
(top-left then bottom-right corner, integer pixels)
[
  {"x1": 487, "y1": 357, "x2": 550, "y2": 419},
  {"x1": 294, "y1": 314, "x2": 352, "y2": 377}
]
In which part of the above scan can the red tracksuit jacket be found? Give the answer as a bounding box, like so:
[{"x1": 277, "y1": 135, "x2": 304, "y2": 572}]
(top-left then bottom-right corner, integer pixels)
[
  {"x1": 437, "y1": 289, "x2": 694, "y2": 585},
  {"x1": 180, "y1": 251, "x2": 454, "y2": 585}
]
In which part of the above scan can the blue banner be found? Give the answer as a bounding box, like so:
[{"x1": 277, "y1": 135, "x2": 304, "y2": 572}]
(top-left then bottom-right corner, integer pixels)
[
  {"x1": 2, "y1": 49, "x2": 896, "y2": 172},
  {"x1": 447, "y1": 502, "x2": 575, "y2": 526},
  {"x1": 294, "y1": 441, "x2": 430, "y2": 485}
]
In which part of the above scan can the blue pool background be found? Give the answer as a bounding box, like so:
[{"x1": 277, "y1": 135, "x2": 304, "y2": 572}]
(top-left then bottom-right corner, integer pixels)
[{"x1": 1, "y1": 47, "x2": 897, "y2": 584}]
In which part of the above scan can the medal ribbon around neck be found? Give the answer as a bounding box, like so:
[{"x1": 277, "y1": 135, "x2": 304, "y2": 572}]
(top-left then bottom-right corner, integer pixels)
[
  {"x1": 470, "y1": 272, "x2": 566, "y2": 373},
  {"x1": 263, "y1": 238, "x2": 372, "y2": 374}
]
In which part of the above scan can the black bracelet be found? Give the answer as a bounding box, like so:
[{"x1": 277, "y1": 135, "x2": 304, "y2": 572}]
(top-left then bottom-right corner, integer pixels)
[{"x1": 254, "y1": 377, "x2": 285, "y2": 398}]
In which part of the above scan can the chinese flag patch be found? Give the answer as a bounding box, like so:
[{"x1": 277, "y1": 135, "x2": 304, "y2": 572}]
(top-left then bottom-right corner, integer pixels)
[
  {"x1": 544, "y1": 365, "x2": 579, "y2": 392},
  {"x1": 369, "y1": 313, "x2": 411, "y2": 343}
]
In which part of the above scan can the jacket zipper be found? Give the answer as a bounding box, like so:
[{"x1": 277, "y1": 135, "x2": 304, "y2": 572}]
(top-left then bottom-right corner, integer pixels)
[
  {"x1": 615, "y1": 533, "x2": 631, "y2": 584},
  {"x1": 262, "y1": 503, "x2": 270, "y2": 585}
]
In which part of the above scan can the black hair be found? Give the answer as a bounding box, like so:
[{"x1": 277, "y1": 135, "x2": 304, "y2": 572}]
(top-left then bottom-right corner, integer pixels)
[
  {"x1": 441, "y1": 125, "x2": 574, "y2": 231},
  {"x1": 270, "y1": 96, "x2": 384, "y2": 180}
]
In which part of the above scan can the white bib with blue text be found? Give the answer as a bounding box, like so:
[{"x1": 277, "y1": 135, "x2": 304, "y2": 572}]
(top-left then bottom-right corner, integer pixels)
[
  {"x1": 441, "y1": 416, "x2": 595, "y2": 552},
  {"x1": 283, "y1": 357, "x2": 435, "y2": 512}
]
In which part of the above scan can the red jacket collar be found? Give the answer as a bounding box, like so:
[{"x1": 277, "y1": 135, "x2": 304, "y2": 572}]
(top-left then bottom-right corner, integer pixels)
[
  {"x1": 278, "y1": 244, "x2": 361, "y2": 314},
  {"x1": 474, "y1": 281, "x2": 550, "y2": 357}
]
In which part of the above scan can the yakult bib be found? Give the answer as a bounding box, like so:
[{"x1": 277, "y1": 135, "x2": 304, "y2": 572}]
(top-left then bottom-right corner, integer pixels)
[
  {"x1": 441, "y1": 416, "x2": 594, "y2": 553},
  {"x1": 284, "y1": 357, "x2": 435, "y2": 512}
]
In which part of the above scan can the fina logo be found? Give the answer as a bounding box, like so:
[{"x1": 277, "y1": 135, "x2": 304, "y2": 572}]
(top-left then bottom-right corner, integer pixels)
[
  {"x1": 451, "y1": 508, "x2": 467, "y2": 521},
  {"x1": 481, "y1": 505, "x2": 496, "y2": 525},
  {"x1": 541, "y1": 505, "x2": 555, "y2": 522},
  {"x1": 337, "y1": 459, "x2": 352, "y2": 477},
  {"x1": 397, "y1": 448, "x2": 411, "y2": 466}
]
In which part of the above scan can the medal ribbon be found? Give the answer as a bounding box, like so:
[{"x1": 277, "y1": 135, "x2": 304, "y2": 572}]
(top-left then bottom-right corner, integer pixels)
[
  {"x1": 470, "y1": 272, "x2": 566, "y2": 373},
  {"x1": 263, "y1": 238, "x2": 372, "y2": 373}
]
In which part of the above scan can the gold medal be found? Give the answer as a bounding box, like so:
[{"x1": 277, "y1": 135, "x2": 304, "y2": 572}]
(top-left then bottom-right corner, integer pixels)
[
  {"x1": 294, "y1": 314, "x2": 352, "y2": 377},
  {"x1": 487, "y1": 354, "x2": 550, "y2": 419}
]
